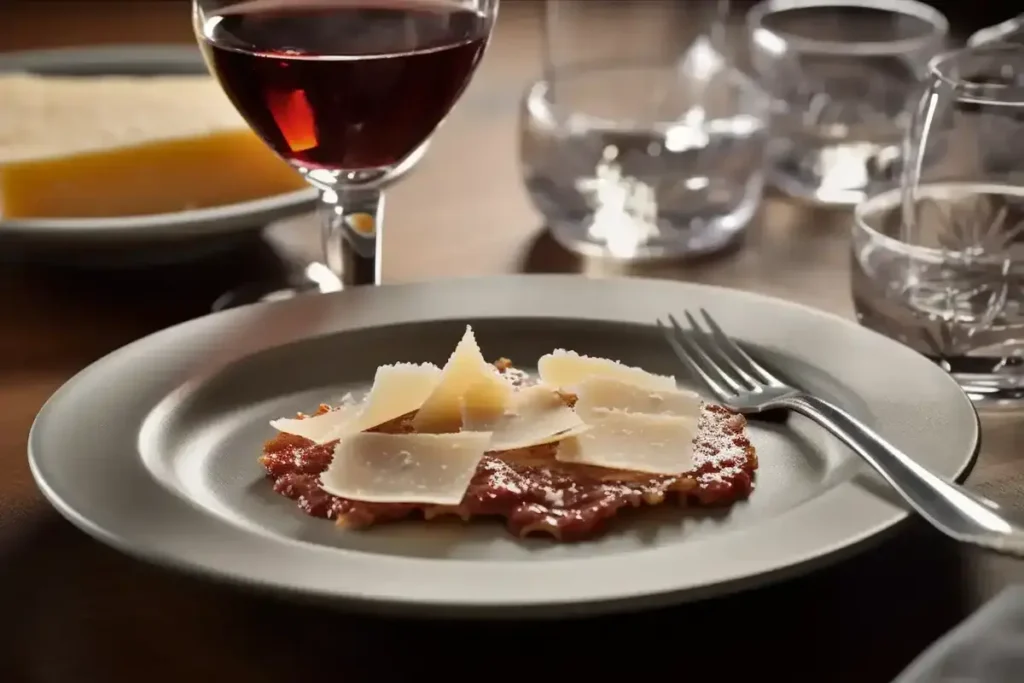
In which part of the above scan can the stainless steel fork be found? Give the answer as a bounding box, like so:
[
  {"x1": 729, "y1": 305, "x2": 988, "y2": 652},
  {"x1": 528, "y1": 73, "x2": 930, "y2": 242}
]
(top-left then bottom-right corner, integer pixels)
[{"x1": 659, "y1": 309, "x2": 1024, "y2": 557}]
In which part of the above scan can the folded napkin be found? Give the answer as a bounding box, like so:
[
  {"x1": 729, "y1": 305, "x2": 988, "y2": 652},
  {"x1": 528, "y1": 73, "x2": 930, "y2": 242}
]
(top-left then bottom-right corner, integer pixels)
[{"x1": 893, "y1": 586, "x2": 1024, "y2": 683}]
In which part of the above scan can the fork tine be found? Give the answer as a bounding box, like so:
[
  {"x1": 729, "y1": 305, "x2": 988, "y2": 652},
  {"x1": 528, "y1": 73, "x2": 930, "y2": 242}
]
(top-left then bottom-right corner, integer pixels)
[
  {"x1": 682, "y1": 310, "x2": 759, "y2": 391},
  {"x1": 657, "y1": 319, "x2": 731, "y2": 401},
  {"x1": 699, "y1": 308, "x2": 785, "y2": 387},
  {"x1": 666, "y1": 314, "x2": 746, "y2": 396}
]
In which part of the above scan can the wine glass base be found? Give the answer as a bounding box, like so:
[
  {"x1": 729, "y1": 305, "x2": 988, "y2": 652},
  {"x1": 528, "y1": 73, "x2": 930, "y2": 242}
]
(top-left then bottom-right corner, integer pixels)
[
  {"x1": 210, "y1": 280, "x2": 317, "y2": 312},
  {"x1": 210, "y1": 260, "x2": 342, "y2": 312}
]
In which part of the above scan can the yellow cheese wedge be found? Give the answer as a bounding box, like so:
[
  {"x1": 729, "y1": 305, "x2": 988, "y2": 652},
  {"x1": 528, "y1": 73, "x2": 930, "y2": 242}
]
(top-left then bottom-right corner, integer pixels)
[{"x1": 0, "y1": 73, "x2": 307, "y2": 219}]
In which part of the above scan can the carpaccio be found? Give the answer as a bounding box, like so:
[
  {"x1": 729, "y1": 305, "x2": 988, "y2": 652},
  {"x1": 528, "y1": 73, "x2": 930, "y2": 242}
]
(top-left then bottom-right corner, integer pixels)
[{"x1": 260, "y1": 363, "x2": 757, "y2": 542}]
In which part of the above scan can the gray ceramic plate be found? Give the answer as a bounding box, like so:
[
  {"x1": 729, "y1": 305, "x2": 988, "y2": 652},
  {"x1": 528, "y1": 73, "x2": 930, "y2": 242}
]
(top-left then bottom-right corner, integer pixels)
[
  {"x1": 0, "y1": 46, "x2": 318, "y2": 254},
  {"x1": 28, "y1": 276, "x2": 979, "y2": 617}
]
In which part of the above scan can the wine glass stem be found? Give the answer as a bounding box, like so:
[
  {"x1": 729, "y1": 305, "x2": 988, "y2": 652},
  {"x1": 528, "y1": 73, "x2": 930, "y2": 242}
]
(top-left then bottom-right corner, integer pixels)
[{"x1": 319, "y1": 186, "x2": 384, "y2": 287}]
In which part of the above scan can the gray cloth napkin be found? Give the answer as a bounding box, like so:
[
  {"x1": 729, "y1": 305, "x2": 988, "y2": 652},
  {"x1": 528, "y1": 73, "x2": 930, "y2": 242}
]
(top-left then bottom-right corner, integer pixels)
[{"x1": 893, "y1": 586, "x2": 1024, "y2": 683}]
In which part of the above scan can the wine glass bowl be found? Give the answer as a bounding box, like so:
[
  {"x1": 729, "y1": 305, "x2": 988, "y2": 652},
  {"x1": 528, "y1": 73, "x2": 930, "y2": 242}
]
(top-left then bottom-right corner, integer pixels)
[{"x1": 193, "y1": 0, "x2": 498, "y2": 288}]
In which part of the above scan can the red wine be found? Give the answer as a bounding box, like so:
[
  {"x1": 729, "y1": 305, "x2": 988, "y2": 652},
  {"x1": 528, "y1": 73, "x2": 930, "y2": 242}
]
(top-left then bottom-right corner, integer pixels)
[{"x1": 199, "y1": 0, "x2": 490, "y2": 170}]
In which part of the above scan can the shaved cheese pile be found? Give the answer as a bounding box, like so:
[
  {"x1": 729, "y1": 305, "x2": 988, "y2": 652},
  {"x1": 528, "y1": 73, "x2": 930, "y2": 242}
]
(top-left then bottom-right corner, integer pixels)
[
  {"x1": 270, "y1": 325, "x2": 712, "y2": 506},
  {"x1": 538, "y1": 349, "x2": 676, "y2": 391}
]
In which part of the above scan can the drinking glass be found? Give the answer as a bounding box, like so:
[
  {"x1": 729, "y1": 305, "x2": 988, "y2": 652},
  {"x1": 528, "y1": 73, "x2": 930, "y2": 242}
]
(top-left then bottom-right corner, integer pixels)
[
  {"x1": 747, "y1": 0, "x2": 947, "y2": 206},
  {"x1": 193, "y1": 0, "x2": 499, "y2": 290},
  {"x1": 968, "y1": 13, "x2": 1024, "y2": 48},
  {"x1": 520, "y1": 0, "x2": 769, "y2": 261},
  {"x1": 852, "y1": 44, "x2": 1024, "y2": 406}
]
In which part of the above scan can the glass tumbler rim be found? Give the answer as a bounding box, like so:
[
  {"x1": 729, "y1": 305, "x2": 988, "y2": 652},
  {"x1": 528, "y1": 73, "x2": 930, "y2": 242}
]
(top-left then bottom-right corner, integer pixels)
[
  {"x1": 746, "y1": 0, "x2": 948, "y2": 58},
  {"x1": 927, "y1": 43, "x2": 1024, "y2": 105},
  {"x1": 522, "y1": 61, "x2": 770, "y2": 132},
  {"x1": 853, "y1": 183, "x2": 1024, "y2": 264}
]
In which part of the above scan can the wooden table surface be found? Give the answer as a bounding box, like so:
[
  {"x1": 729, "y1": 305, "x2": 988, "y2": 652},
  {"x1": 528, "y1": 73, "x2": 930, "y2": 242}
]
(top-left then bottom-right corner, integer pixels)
[{"x1": 3, "y1": 2, "x2": 1024, "y2": 682}]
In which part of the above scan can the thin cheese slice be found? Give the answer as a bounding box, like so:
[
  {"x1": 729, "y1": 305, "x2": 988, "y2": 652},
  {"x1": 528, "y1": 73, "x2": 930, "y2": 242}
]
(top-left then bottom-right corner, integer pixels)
[
  {"x1": 413, "y1": 326, "x2": 509, "y2": 434},
  {"x1": 459, "y1": 377, "x2": 514, "y2": 432},
  {"x1": 574, "y1": 376, "x2": 701, "y2": 421},
  {"x1": 357, "y1": 362, "x2": 443, "y2": 432},
  {"x1": 465, "y1": 385, "x2": 589, "y2": 452},
  {"x1": 270, "y1": 362, "x2": 441, "y2": 443},
  {"x1": 319, "y1": 431, "x2": 492, "y2": 505},
  {"x1": 269, "y1": 403, "x2": 360, "y2": 444},
  {"x1": 556, "y1": 409, "x2": 697, "y2": 474},
  {"x1": 537, "y1": 349, "x2": 676, "y2": 392}
]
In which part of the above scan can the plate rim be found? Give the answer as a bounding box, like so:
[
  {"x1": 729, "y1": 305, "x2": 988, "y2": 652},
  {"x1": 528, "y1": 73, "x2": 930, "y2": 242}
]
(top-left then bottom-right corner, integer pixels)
[
  {"x1": 27, "y1": 275, "x2": 981, "y2": 617},
  {"x1": 0, "y1": 44, "x2": 317, "y2": 241}
]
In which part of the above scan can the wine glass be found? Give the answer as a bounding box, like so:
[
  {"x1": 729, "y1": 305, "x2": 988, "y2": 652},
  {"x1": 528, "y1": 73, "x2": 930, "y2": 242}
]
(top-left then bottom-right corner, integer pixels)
[{"x1": 193, "y1": 0, "x2": 499, "y2": 294}]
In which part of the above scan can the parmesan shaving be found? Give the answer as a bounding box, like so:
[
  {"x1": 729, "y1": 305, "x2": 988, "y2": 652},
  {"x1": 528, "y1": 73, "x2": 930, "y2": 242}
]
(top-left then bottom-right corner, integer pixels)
[
  {"x1": 413, "y1": 326, "x2": 509, "y2": 434},
  {"x1": 466, "y1": 385, "x2": 589, "y2": 452},
  {"x1": 537, "y1": 349, "x2": 676, "y2": 392},
  {"x1": 270, "y1": 362, "x2": 441, "y2": 443},
  {"x1": 269, "y1": 403, "x2": 359, "y2": 444},
  {"x1": 459, "y1": 376, "x2": 514, "y2": 432},
  {"x1": 574, "y1": 376, "x2": 701, "y2": 421},
  {"x1": 556, "y1": 409, "x2": 697, "y2": 474},
  {"x1": 319, "y1": 431, "x2": 492, "y2": 505}
]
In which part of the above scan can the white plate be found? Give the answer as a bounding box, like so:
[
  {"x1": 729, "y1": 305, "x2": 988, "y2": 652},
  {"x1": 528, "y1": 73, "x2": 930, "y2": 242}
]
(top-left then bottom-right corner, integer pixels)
[{"x1": 28, "y1": 275, "x2": 979, "y2": 617}]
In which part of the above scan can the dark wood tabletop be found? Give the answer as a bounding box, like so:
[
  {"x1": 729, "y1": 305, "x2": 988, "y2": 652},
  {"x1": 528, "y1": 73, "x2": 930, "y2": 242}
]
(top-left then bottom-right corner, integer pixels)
[{"x1": 3, "y1": 2, "x2": 1023, "y2": 682}]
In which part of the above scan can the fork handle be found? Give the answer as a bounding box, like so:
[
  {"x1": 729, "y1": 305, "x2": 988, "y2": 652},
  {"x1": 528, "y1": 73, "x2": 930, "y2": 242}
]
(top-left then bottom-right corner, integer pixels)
[{"x1": 780, "y1": 394, "x2": 1024, "y2": 554}]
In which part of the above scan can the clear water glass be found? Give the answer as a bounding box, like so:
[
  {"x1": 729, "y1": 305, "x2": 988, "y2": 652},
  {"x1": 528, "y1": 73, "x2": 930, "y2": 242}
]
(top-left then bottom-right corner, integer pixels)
[
  {"x1": 968, "y1": 13, "x2": 1024, "y2": 48},
  {"x1": 853, "y1": 44, "x2": 1024, "y2": 406},
  {"x1": 519, "y1": 0, "x2": 769, "y2": 261},
  {"x1": 748, "y1": 0, "x2": 947, "y2": 206}
]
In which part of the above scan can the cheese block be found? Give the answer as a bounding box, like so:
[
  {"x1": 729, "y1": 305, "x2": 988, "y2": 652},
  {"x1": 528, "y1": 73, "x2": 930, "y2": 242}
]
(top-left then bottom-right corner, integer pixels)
[
  {"x1": 0, "y1": 73, "x2": 306, "y2": 219},
  {"x1": 463, "y1": 384, "x2": 589, "y2": 452},
  {"x1": 556, "y1": 409, "x2": 698, "y2": 475},
  {"x1": 319, "y1": 431, "x2": 492, "y2": 505},
  {"x1": 413, "y1": 326, "x2": 511, "y2": 434},
  {"x1": 537, "y1": 349, "x2": 676, "y2": 392},
  {"x1": 574, "y1": 376, "x2": 701, "y2": 421}
]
